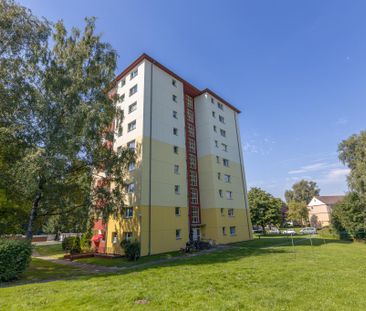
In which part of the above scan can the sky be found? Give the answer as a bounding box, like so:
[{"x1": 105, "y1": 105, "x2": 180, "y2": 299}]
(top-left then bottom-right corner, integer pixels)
[{"x1": 18, "y1": 0, "x2": 366, "y2": 199}]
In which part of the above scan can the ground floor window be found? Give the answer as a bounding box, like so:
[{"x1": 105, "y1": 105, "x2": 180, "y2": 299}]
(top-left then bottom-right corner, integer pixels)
[
  {"x1": 176, "y1": 229, "x2": 181, "y2": 240},
  {"x1": 222, "y1": 227, "x2": 226, "y2": 235},
  {"x1": 230, "y1": 226, "x2": 236, "y2": 236},
  {"x1": 123, "y1": 232, "x2": 133, "y2": 242}
]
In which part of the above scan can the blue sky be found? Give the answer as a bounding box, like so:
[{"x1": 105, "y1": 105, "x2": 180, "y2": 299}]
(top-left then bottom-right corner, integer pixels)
[{"x1": 19, "y1": 0, "x2": 366, "y2": 199}]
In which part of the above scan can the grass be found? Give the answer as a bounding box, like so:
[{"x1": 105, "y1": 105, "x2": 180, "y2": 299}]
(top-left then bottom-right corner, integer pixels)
[
  {"x1": 1, "y1": 236, "x2": 366, "y2": 310},
  {"x1": 74, "y1": 250, "x2": 182, "y2": 267},
  {"x1": 33, "y1": 243, "x2": 65, "y2": 259}
]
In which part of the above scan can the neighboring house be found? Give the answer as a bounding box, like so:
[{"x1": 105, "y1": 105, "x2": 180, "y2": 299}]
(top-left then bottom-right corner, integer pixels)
[
  {"x1": 92, "y1": 54, "x2": 253, "y2": 256},
  {"x1": 307, "y1": 196, "x2": 344, "y2": 228}
]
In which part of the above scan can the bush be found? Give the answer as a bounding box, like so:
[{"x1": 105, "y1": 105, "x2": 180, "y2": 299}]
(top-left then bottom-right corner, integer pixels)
[
  {"x1": 80, "y1": 232, "x2": 92, "y2": 251},
  {"x1": 62, "y1": 236, "x2": 81, "y2": 254},
  {"x1": 0, "y1": 239, "x2": 32, "y2": 282},
  {"x1": 120, "y1": 240, "x2": 140, "y2": 261}
]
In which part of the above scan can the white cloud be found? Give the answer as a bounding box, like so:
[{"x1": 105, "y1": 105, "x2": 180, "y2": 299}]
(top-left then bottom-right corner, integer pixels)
[
  {"x1": 336, "y1": 118, "x2": 349, "y2": 125},
  {"x1": 288, "y1": 162, "x2": 338, "y2": 175}
]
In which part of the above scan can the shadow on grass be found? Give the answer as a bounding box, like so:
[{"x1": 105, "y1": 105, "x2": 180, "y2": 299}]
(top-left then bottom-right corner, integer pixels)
[{"x1": 2, "y1": 236, "x2": 353, "y2": 288}]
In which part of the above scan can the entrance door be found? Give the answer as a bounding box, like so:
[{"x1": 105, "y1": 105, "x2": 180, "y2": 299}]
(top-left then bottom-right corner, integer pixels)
[{"x1": 192, "y1": 228, "x2": 201, "y2": 241}]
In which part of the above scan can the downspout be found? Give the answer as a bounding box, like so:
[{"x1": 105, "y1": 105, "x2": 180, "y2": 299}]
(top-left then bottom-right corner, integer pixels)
[{"x1": 148, "y1": 62, "x2": 154, "y2": 255}]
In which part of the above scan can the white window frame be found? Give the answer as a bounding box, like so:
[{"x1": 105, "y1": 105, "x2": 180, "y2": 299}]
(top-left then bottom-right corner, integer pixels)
[
  {"x1": 129, "y1": 84, "x2": 138, "y2": 96},
  {"x1": 128, "y1": 102, "x2": 137, "y2": 114},
  {"x1": 128, "y1": 120, "x2": 136, "y2": 132}
]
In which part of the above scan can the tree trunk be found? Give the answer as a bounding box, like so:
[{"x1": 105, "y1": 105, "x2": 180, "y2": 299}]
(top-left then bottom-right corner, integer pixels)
[
  {"x1": 262, "y1": 222, "x2": 266, "y2": 235},
  {"x1": 26, "y1": 191, "x2": 42, "y2": 239}
]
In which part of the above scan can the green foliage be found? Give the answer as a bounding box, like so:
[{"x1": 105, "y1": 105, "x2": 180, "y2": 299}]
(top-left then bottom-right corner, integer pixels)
[
  {"x1": 80, "y1": 231, "x2": 92, "y2": 251},
  {"x1": 332, "y1": 192, "x2": 366, "y2": 241},
  {"x1": 248, "y1": 187, "x2": 283, "y2": 232},
  {"x1": 0, "y1": 238, "x2": 32, "y2": 281},
  {"x1": 62, "y1": 236, "x2": 81, "y2": 254},
  {"x1": 120, "y1": 240, "x2": 141, "y2": 261},
  {"x1": 0, "y1": 0, "x2": 134, "y2": 238},
  {"x1": 285, "y1": 180, "x2": 320, "y2": 204},
  {"x1": 338, "y1": 131, "x2": 366, "y2": 196},
  {"x1": 287, "y1": 201, "x2": 309, "y2": 226}
]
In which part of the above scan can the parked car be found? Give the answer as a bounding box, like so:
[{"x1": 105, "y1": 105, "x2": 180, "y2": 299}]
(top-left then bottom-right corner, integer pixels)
[
  {"x1": 267, "y1": 227, "x2": 281, "y2": 235},
  {"x1": 283, "y1": 229, "x2": 297, "y2": 235},
  {"x1": 300, "y1": 227, "x2": 317, "y2": 235}
]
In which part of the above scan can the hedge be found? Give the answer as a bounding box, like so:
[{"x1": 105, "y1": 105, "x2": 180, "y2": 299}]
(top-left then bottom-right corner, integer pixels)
[
  {"x1": 0, "y1": 239, "x2": 32, "y2": 282},
  {"x1": 62, "y1": 236, "x2": 81, "y2": 254}
]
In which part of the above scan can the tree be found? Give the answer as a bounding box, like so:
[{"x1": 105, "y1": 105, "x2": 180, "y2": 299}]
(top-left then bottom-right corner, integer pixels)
[
  {"x1": 287, "y1": 201, "x2": 309, "y2": 226},
  {"x1": 0, "y1": 0, "x2": 133, "y2": 238},
  {"x1": 338, "y1": 131, "x2": 366, "y2": 197},
  {"x1": 248, "y1": 187, "x2": 283, "y2": 233},
  {"x1": 285, "y1": 180, "x2": 320, "y2": 204},
  {"x1": 332, "y1": 192, "x2": 366, "y2": 241}
]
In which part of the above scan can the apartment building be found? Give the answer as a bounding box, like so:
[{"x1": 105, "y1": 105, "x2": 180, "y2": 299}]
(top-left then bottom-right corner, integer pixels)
[{"x1": 93, "y1": 54, "x2": 252, "y2": 256}]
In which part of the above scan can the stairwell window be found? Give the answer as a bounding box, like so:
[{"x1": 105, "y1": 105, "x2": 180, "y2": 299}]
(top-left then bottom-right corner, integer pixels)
[
  {"x1": 222, "y1": 143, "x2": 228, "y2": 152},
  {"x1": 211, "y1": 98, "x2": 214, "y2": 104},
  {"x1": 219, "y1": 115, "x2": 225, "y2": 123},
  {"x1": 228, "y1": 208, "x2": 234, "y2": 217},
  {"x1": 187, "y1": 109, "x2": 194, "y2": 122},
  {"x1": 230, "y1": 226, "x2": 236, "y2": 236},
  {"x1": 176, "y1": 229, "x2": 181, "y2": 240},
  {"x1": 127, "y1": 140, "x2": 136, "y2": 150},
  {"x1": 226, "y1": 191, "x2": 233, "y2": 200},
  {"x1": 127, "y1": 183, "x2": 135, "y2": 193},
  {"x1": 124, "y1": 207, "x2": 133, "y2": 218},
  {"x1": 173, "y1": 128, "x2": 178, "y2": 136},
  {"x1": 128, "y1": 102, "x2": 137, "y2": 114},
  {"x1": 215, "y1": 140, "x2": 219, "y2": 148},
  {"x1": 189, "y1": 138, "x2": 196, "y2": 153},
  {"x1": 213, "y1": 125, "x2": 217, "y2": 132},
  {"x1": 172, "y1": 79, "x2": 177, "y2": 87},
  {"x1": 218, "y1": 189, "x2": 223, "y2": 198},
  {"x1": 220, "y1": 208, "x2": 224, "y2": 216},
  {"x1": 128, "y1": 120, "x2": 136, "y2": 132},
  {"x1": 188, "y1": 123, "x2": 195, "y2": 137},
  {"x1": 191, "y1": 190, "x2": 199, "y2": 204},
  {"x1": 189, "y1": 155, "x2": 196, "y2": 169},
  {"x1": 174, "y1": 185, "x2": 180, "y2": 194},
  {"x1": 223, "y1": 159, "x2": 229, "y2": 167},
  {"x1": 172, "y1": 94, "x2": 177, "y2": 102},
  {"x1": 190, "y1": 171, "x2": 198, "y2": 186},
  {"x1": 173, "y1": 145, "x2": 179, "y2": 154},
  {"x1": 174, "y1": 164, "x2": 179, "y2": 175},
  {"x1": 129, "y1": 84, "x2": 138, "y2": 96},
  {"x1": 117, "y1": 126, "x2": 123, "y2": 137},
  {"x1": 222, "y1": 227, "x2": 227, "y2": 236},
  {"x1": 128, "y1": 161, "x2": 135, "y2": 171},
  {"x1": 216, "y1": 156, "x2": 220, "y2": 164},
  {"x1": 130, "y1": 68, "x2": 138, "y2": 80},
  {"x1": 173, "y1": 110, "x2": 178, "y2": 119},
  {"x1": 175, "y1": 207, "x2": 181, "y2": 216},
  {"x1": 119, "y1": 79, "x2": 125, "y2": 88},
  {"x1": 217, "y1": 172, "x2": 221, "y2": 180},
  {"x1": 120, "y1": 93, "x2": 125, "y2": 103},
  {"x1": 218, "y1": 102, "x2": 223, "y2": 110},
  {"x1": 220, "y1": 129, "x2": 226, "y2": 137},
  {"x1": 212, "y1": 111, "x2": 216, "y2": 118}
]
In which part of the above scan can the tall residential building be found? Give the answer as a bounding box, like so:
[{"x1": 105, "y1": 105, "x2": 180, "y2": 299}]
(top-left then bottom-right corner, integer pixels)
[{"x1": 93, "y1": 54, "x2": 252, "y2": 256}]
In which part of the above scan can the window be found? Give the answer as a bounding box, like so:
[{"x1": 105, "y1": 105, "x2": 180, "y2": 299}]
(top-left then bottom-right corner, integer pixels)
[
  {"x1": 124, "y1": 232, "x2": 133, "y2": 242},
  {"x1": 220, "y1": 129, "x2": 226, "y2": 137},
  {"x1": 219, "y1": 115, "x2": 225, "y2": 123},
  {"x1": 218, "y1": 189, "x2": 223, "y2": 198},
  {"x1": 112, "y1": 232, "x2": 118, "y2": 244},
  {"x1": 174, "y1": 164, "x2": 179, "y2": 174},
  {"x1": 215, "y1": 140, "x2": 218, "y2": 148},
  {"x1": 119, "y1": 79, "x2": 125, "y2": 88},
  {"x1": 187, "y1": 96, "x2": 193, "y2": 109},
  {"x1": 176, "y1": 229, "x2": 181, "y2": 240},
  {"x1": 222, "y1": 227, "x2": 227, "y2": 236},
  {"x1": 223, "y1": 158, "x2": 229, "y2": 167},
  {"x1": 174, "y1": 185, "x2": 180, "y2": 194},
  {"x1": 173, "y1": 128, "x2": 178, "y2": 136},
  {"x1": 129, "y1": 84, "x2": 138, "y2": 96},
  {"x1": 216, "y1": 156, "x2": 220, "y2": 164},
  {"x1": 188, "y1": 124, "x2": 195, "y2": 137},
  {"x1": 117, "y1": 146, "x2": 122, "y2": 154},
  {"x1": 173, "y1": 110, "x2": 178, "y2": 119},
  {"x1": 175, "y1": 207, "x2": 181, "y2": 216},
  {"x1": 212, "y1": 111, "x2": 216, "y2": 118},
  {"x1": 130, "y1": 68, "x2": 138, "y2": 80},
  {"x1": 230, "y1": 226, "x2": 236, "y2": 236},
  {"x1": 117, "y1": 126, "x2": 123, "y2": 137},
  {"x1": 224, "y1": 174, "x2": 231, "y2": 183},
  {"x1": 222, "y1": 143, "x2": 228, "y2": 152},
  {"x1": 128, "y1": 161, "x2": 135, "y2": 171},
  {"x1": 127, "y1": 183, "x2": 135, "y2": 193},
  {"x1": 172, "y1": 94, "x2": 177, "y2": 102},
  {"x1": 213, "y1": 125, "x2": 217, "y2": 132},
  {"x1": 128, "y1": 120, "x2": 136, "y2": 132},
  {"x1": 217, "y1": 172, "x2": 221, "y2": 180},
  {"x1": 228, "y1": 208, "x2": 234, "y2": 217},
  {"x1": 124, "y1": 207, "x2": 133, "y2": 218},
  {"x1": 128, "y1": 102, "x2": 137, "y2": 114},
  {"x1": 188, "y1": 138, "x2": 196, "y2": 153},
  {"x1": 172, "y1": 79, "x2": 177, "y2": 87},
  {"x1": 191, "y1": 190, "x2": 199, "y2": 204},
  {"x1": 120, "y1": 93, "x2": 125, "y2": 103},
  {"x1": 220, "y1": 208, "x2": 224, "y2": 216},
  {"x1": 173, "y1": 145, "x2": 179, "y2": 154},
  {"x1": 192, "y1": 207, "x2": 200, "y2": 223},
  {"x1": 211, "y1": 98, "x2": 214, "y2": 104},
  {"x1": 190, "y1": 171, "x2": 198, "y2": 186},
  {"x1": 218, "y1": 102, "x2": 223, "y2": 110},
  {"x1": 189, "y1": 154, "x2": 196, "y2": 169},
  {"x1": 226, "y1": 191, "x2": 233, "y2": 200},
  {"x1": 187, "y1": 110, "x2": 194, "y2": 122},
  {"x1": 127, "y1": 140, "x2": 136, "y2": 150}
]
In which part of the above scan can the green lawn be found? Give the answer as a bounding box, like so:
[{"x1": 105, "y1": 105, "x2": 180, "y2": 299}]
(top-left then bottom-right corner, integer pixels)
[
  {"x1": 1, "y1": 236, "x2": 366, "y2": 310},
  {"x1": 33, "y1": 243, "x2": 65, "y2": 259}
]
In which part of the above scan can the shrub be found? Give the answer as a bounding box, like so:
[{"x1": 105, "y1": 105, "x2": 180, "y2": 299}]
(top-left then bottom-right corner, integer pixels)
[
  {"x1": 62, "y1": 236, "x2": 81, "y2": 254},
  {"x1": 120, "y1": 240, "x2": 140, "y2": 261},
  {"x1": 0, "y1": 239, "x2": 32, "y2": 282},
  {"x1": 80, "y1": 232, "x2": 92, "y2": 251}
]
